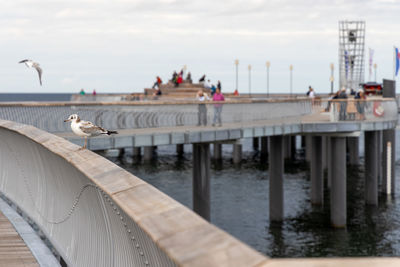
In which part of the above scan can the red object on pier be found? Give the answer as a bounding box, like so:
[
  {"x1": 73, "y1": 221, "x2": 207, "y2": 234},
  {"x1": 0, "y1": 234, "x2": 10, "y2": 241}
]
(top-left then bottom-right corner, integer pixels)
[{"x1": 361, "y1": 82, "x2": 382, "y2": 96}]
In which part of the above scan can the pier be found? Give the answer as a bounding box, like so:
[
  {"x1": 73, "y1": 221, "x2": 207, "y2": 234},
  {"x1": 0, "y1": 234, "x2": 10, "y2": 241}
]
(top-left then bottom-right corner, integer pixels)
[{"x1": 0, "y1": 81, "x2": 399, "y2": 266}]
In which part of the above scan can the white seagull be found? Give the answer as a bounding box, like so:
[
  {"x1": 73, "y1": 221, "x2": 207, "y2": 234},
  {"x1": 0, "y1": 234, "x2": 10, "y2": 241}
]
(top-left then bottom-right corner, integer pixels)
[
  {"x1": 64, "y1": 114, "x2": 118, "y2": 149},
  {"x1": 19, "y1": 59, "x2": 43, "y2": 86}
]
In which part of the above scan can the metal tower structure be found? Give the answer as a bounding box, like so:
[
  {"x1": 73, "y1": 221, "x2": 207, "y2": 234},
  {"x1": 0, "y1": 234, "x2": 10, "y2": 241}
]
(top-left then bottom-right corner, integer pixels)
[{"x1": 339, "y1": 20, "x2": 365, "y2": 90}]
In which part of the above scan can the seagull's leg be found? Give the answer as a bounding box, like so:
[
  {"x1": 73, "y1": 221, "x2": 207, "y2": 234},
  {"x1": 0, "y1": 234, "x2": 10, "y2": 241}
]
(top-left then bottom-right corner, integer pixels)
[{"x1": 84, "y1": 136, "x2": 87, "y2": 149}]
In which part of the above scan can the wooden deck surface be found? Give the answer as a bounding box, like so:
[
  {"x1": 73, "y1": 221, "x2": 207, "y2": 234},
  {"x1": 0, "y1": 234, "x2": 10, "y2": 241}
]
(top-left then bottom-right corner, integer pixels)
[{"x1": 0, "y1": 211, "x2": 38, "y2": 267}]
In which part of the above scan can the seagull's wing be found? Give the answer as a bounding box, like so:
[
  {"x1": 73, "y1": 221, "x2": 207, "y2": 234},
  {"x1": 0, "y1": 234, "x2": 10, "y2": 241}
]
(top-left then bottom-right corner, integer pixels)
[
  {"x1": 79, "y1": 121, "x2": 106, "y2": 135},
  {"x1": 19, "y1": 59, "x2": 33, "y2": 68},
  {"x1": 33, "y1": 64, "x2": 43, "y2": 86}
]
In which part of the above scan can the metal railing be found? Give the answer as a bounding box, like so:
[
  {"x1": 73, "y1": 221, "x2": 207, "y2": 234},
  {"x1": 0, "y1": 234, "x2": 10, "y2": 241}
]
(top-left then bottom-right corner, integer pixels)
[
  {"x1": 0, "y1": 98, "x2": 396, "y2": 136},
  {"x1": 0, "y1": 120, "x2": 267, "y2": 266},
  {"x1": 0, "y1": 99, "x2": 312, "y2": 133},
  {"x1": 311, "y1": 98, "x2": 398, "y2": 122}
]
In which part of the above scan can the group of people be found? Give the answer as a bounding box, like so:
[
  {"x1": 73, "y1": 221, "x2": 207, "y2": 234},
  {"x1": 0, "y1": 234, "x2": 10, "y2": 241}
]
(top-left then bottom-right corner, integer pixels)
[
  {"x1": 199, "y1": 75, "x2": 221, "y2": 96},
  {"x1": 328, "y1": 87, "x2": 367, "y2": 120},
  {"x1": 196, "y1": 87, "x2": 225, "y2": 127},
  {"x1": 79, "y1": 89, "x2": 97, "y2": 96}
]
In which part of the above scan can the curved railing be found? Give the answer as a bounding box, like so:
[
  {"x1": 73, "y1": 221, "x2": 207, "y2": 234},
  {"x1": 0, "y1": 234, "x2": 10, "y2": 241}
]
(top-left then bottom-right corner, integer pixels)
[
  {"x1": 0, "y1": 98, "x2": 397, "y2": 135},
  {"x1": 0, "y1": 119, "x2": 267, "y2": 267},
  {"x1": 0, "y1": 99, "x2": 312, "y2": 133}
]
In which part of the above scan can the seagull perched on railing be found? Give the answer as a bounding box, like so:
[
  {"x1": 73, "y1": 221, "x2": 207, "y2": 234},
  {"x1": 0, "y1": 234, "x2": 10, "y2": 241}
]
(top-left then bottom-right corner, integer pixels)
[
  {"x1": 64, "y1": 114, "x2": 118, "y2": 149},
  {"x1": 19, "y1": 59, "x2": 43, "y2": 86}
]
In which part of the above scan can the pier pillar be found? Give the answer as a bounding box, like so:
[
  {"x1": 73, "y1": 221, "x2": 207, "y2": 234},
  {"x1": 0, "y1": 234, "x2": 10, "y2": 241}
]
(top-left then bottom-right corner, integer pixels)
[
  {"x1": 253, "y1": 137, "x2": 259, "y2": 151},
  {"x1": 193, "y1": 143, "x2": 211, "y2": 221},
  {"x1": 269, "y1": 135, "x2": 284, "y2": 222},
  {"x1": 365, "y1": 131, "x2": 378, "y2": 205},
  {"x1": 377, "y1": 131, "x2": 382, "y2": 184},
  {"x1": 261, "y1": 136, "x2": 269, "y2": 161},
  {"x1": 133, "y1": 147, "x2": 141, "y2": 157},
  {"x1": 213, "y1": 143, "x2": 222, "y2": 160},
  {"x1": 382, "y1": 129, "x2": 396, "y2": 195},
  {"x1": 291, "y1": 135, "x2": 297, "y2": 160},
  {"x1": 118, "y1": 148, "x2": 125, "y2": 160},
  {"x1": 233, "y1": 144, "x2": 242, "y2": 164},
  {"x1": 305, "y1": 135, "x2": 312, "y2": 162},
  {"x1": 330, "y1": 136, "x2": 347, "y2": 228},
  {"x1": 348, "y1": 137, "x2": 359, "y2": 165},
  {"x1": 143, "y1": 146, "x2": 154, "y2": 162},
  {"x1": 322, "y1": 136, "x2": 327, "y2": 170},
  {"x1": 176, "y1": 144, "x2": 184, "y2": 156},
  {"x1": 283, "y1": 136, "x2": 291, "y2": 159},
  {"x1": 381, "y1": 79, "x2": 396, "y2": 195},
  {"x1": 326, "y1": 137, "x2": 332, "y2": 188},
  {"x1": 311, "y1": 136, "x2": 323, "y2": 205}
]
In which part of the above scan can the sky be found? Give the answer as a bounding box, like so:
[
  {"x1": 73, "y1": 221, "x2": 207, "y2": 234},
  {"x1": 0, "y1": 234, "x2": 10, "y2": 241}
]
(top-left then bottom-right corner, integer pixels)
[{"x1": 1, "y1": 0, "x2": 399, "y2": 94}]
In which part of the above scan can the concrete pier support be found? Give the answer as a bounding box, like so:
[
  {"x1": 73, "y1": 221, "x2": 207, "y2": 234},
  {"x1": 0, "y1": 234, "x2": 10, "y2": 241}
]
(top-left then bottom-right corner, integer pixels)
[
  {"x1": 382, "y1": 129, "x2": 396, "y2": 195},
  {"x1": 348, "y1": 137, "x2": 359, "y2": 165},
  {"x1": 213, "y1": 143, "x2": 222, "y2": 160},
  {"x1": 261, "y1": 136, "x2": 269, "y2": 160},
  {"x1": 143, "y1": 146, "x2": 154, "y2": 161},
  {"x1": 269, "y1": 135, "x2": 283, "y2": 222},
  {"x1": 133, "y1": 147, "x2": 141, "y2": 157},
  {"x1": 330, "y1": 137, "x2": 347, "y2": 228},
  {"x1": 322, "y1": 136, "x2": 328, "y2": 170},
  {"x1": 305, "y1": 135, "x2": 312, "y2": 162},
  {"x1": 233, "y1": 144, "x2": 242, "y2": 164},
  {"x1": 253, "y1": 137, "x2": 259, "y2": 151},
  {"x1": 377, "y1": 131, "x2": 382, "y2": 183},
  {"x1": 326, "y1": 137, "x2": 332, "y2": 188},
  {"x1": 284, "y1": 136, "x2": 291, "y2": 159},
  {"x1": 365, "y1": 131, "x2": 378, "y2": 205},
  {"x1": 291, "y1": 135, "x2": 297, "y2": 160},
  {"x1": 311, "y1": 136, "x2": 323, "y2": 205},
  {"x1": 193, "y1": 143, "x2": 211, "y2": 220},
  {"x1": 176, "y1": 144, "x2": 184, "y2": 156},
  {"x1": 118, "y1": 148, "x2": 125, "y2": 160}
]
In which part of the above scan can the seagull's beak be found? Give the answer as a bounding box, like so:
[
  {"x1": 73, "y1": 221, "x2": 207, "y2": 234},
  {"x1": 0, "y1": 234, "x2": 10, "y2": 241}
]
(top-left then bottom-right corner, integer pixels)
[{"x1": 64, "y1": 119, "x2": 71, "y2": 122}]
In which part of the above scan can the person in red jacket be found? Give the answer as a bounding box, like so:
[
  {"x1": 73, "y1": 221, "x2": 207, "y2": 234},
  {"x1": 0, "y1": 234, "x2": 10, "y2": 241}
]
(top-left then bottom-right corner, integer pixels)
[{"x1": 212, "y1": 88, "x2": 225, "y2": 126}]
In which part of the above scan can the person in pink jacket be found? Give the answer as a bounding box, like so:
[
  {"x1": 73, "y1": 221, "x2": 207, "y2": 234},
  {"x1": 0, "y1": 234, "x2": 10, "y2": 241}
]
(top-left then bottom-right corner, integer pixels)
[{"x1": 212, "y1": 88, "x2": 225, "y2": 126}]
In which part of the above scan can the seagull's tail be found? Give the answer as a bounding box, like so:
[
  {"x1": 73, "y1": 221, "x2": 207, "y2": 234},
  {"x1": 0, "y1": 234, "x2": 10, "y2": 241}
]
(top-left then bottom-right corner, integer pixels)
[{"x1": 106, "y1": 130, "x2": 118, "y2": 135}]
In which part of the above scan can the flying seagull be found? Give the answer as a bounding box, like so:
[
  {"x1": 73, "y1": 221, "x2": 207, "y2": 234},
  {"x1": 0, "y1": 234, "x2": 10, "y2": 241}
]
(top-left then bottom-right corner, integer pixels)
[
  {"x1": 19, "y1": 59, "x2": 43, "y2": 86},
  {"x1": 64, "y1": 114, "x2": 118, "y2": 149}
]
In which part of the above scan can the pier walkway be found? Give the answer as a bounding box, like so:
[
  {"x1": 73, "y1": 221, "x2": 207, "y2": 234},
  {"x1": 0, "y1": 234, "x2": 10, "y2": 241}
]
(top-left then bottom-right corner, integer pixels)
[{"x1": 0, "y1": 210, "x2": 38, "y2": 267}]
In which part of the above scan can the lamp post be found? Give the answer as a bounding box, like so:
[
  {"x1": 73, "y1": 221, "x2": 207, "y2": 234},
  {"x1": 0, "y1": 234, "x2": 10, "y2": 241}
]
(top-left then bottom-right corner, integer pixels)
[
  {"x1": 248, "y1": 64, "x2": 252, "y2": 97},
  {"x1": 330, "y1": 63, "x2": 334, "y2": 94},
  {"x1": 266, "y1": 61, "x2": 270, "y2": 97},
  {"x1": 235, "y1": 59, "x2": 239, "y2": 93},
  {"x1": 289, "y1": 64, "x2": 293, "y2": 97},
  {"x1": 374, "y1": 63, "x2": 377, "y2": 82}
]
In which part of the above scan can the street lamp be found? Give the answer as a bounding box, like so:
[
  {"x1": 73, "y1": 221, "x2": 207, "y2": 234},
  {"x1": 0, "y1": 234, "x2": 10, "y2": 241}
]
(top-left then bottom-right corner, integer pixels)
[
  {"x1": 330, "y1": 63, "x2": 334, "y2": 94},
  {"x1": 248, "y1": 64, "x2": 252, "y2": 97},
  {"x1": 235, "y1": 59, "x2": 239, "y2": 93},
  {"x1": 266, "y1": 61, "x2": 270, "y2": 97},
  {"x1": 374, "y1": 63, "x2": 377, "y2": 82},
  {"x1": 289, "y1": 64, "x2": 293, "y2": 97}
]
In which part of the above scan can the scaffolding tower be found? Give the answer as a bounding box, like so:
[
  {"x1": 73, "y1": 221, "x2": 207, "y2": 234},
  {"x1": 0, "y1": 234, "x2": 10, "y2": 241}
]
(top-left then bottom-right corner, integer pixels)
[{"x1": 339, "y1": 20, "x2": 365, "y2": 90}]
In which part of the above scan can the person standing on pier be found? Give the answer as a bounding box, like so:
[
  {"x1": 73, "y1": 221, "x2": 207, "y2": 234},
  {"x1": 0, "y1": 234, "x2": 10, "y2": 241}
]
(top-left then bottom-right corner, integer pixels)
[
  {"x1": 338, "y1": 88, "x2": 348, "y2": 120},
  {"x1": 217, "y1": 80, "x2": 222, "y2": 90},
  {"x1": 196, "y1": 89, "x2": 210, "y2": 126},
  {"x1": 212, "y1": 87, "x2": 225, "y2": 127},
  {"x1": 355, "y1": 89, "x2": 366, "y2": 120}
]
